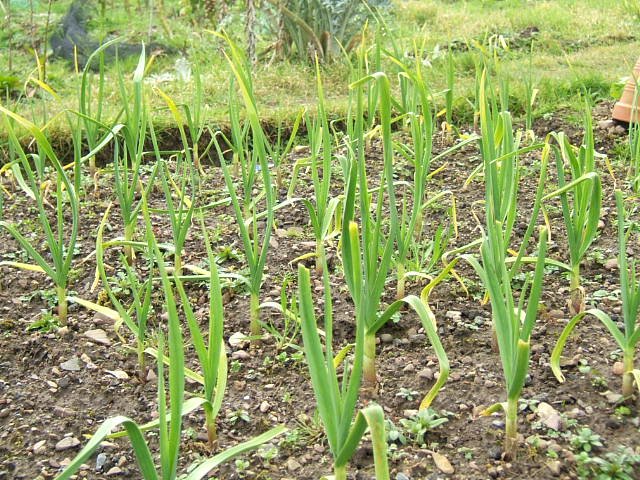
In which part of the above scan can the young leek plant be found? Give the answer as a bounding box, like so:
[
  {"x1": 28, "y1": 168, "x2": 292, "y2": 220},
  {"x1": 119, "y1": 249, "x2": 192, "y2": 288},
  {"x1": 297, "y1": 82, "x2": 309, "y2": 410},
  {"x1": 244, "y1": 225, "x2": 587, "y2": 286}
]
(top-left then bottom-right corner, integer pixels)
[
  {"x1": 342, "y1": 71, "x2": 398, "y2": 388},
  {"x1": 173, "y1": 215, "x2": 228, "y2": 448},
  {"x1": 342, "y1": 71, "x2": 451, "y2": 398},
  {"x1": 156, "y1": 158, "x2": 196, "y2": 275},
  {"x1": 392, "y1": 67, "x2": 435, "y2": 300},
  {"x1": 78, "y1": 39, "x2": 120, "y2": 179},
  {"x1": 114, "y1": 46, "x2": 158, "y2": 264},
  {"x1": 461, "y1": 72, "x2": 552, "y2": 458},
  {"x1": 303, "y1": 59, "x2": 341, "y2": 274},
  {"x1": 444, "y1": 48, "x2": 455, "y2": 131},
  {"x1": 464, "y1": 224, "x2": 548, "y2": 459},
  {"x1": 91, "y1": 203, "x2": 153, "y2": 380},
  {"x1": 543, "y1": 107, "x2": 601, "y2": 314},
  {"x1": 212, "y1": 34, "x2": 275, "y2": 336},
  {"x1": 629, "y1": 98, "x2": 640, "y2": 193},
  {"x1": 551, "y1": 190, "x2": 640, "y2": 398},
  {"x1": 56, "y1": 223, "x2": 285, "y2": 480},
  {"x1": 0, "y1": 108, "x2": 78, "y2": 325},
  {"x1": 298, "y1": 256, "x2": 390, "y2": 480}
]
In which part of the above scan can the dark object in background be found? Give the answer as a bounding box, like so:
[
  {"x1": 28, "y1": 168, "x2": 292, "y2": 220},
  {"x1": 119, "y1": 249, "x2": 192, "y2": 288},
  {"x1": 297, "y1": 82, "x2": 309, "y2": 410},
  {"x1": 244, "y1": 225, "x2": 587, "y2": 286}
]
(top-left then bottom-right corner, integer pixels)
[{"x1": 50, "y1": 0, "x2": 173, "y2": 70}]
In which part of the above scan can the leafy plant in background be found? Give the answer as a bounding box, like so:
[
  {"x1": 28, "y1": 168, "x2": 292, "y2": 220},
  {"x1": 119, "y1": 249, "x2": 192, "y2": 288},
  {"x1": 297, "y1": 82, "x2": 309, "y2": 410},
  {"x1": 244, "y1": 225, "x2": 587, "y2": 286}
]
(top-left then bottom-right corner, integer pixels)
[
  {"x1": 263, "y1": 0, "x2": 389, "y2": 61},
  {"x1": 551, "y1": 190, "x2": 640, "y2": 398},
  {"x1": 0, "y1": 108, "x2": 79, "y2": 325}
]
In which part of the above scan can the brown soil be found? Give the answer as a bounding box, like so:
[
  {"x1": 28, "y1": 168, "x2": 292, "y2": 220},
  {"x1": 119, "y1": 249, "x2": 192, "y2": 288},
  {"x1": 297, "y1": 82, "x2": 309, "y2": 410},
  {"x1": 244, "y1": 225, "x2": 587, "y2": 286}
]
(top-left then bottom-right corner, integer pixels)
[{"x1": 0, "y1": 101, "x2": 639, "y2": 480}]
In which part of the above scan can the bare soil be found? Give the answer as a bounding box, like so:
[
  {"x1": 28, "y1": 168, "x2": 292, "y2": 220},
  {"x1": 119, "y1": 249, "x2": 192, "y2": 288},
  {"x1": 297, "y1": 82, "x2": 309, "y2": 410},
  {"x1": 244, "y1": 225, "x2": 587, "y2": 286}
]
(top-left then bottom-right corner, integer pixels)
[{"x1": 0, "y1": 102, "x2": 639, "y2": 480}]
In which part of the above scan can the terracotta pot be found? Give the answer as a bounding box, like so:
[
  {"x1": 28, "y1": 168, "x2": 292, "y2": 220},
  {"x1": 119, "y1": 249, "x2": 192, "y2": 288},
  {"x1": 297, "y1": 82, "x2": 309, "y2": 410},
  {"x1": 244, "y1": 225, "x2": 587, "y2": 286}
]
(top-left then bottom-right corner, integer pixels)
[{"x1": 613, "y1": 56, "x2": 640, "y2": 124}]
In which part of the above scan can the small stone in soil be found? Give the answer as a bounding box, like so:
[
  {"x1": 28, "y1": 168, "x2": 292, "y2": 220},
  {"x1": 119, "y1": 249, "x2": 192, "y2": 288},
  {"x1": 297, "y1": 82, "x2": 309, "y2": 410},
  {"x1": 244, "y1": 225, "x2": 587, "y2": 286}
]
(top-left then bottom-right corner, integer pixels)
[
  {"x1": 547, "y1": 460, "x2": 562, "y2": 475},
  {"x1": 601, "y1": 390, "x2": 623, "y2": 404},
  {"x1": 431, "y1": 452, "x2": 454, "y2": 474},
  {"x1": 232, "y1": 350, "x2": 250, "y2": 360},
  {"x1": 60, "y1": 357, "x2": 81, "y2": 372},
  {"x1": 418, "y1": 368, "x2": 434, "y2": 380},
  {"x1": 286, "y1": 458, "x2": 301, "y2": 471},
  {"x1": 229, "y1": 332, "x2": 248, "y2": 348},
  {"x1": 604, "y1": 258, "x2": 618, "y2": 270},
  {"x1": 32, "y1": 440, "x2": 46, "y2": 454},
  {"x1": 380, "y1": 333, "x2": 393, "y2": 344},
  {"x1": 489, "y1": 447, "x2": 502, "y2": 460},
  {"x1": 106, "y1": 466, "x2": 123, "y2": 476},
  {"x1": 105, "y1": 370, "x2": 129, "y2": 380},
  {"x1": 612, "y1": 362, "x2": 624, "y2": 375},
  {"x1": 54, "y1": 406, "x2": 75, "y2": 417},
  {"x1": 55, "y1": 437, "x2": 80, "y2": 451},
  {"x1": 95, "y1": 453, "x2": 107, "y2": 472},
  {"x1": 84, "y1": 329, "x2": 111, "y2": 346},
  {"x1": 536, "y1": 402, "x2": 562, "y2": 431}
]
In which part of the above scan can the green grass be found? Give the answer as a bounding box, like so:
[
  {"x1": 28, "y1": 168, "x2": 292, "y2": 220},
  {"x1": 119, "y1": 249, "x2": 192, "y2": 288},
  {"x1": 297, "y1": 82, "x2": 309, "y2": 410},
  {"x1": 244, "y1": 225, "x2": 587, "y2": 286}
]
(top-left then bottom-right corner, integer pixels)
[{"x1": 1, "y1": 0, "x2": 639, "y2": 142}]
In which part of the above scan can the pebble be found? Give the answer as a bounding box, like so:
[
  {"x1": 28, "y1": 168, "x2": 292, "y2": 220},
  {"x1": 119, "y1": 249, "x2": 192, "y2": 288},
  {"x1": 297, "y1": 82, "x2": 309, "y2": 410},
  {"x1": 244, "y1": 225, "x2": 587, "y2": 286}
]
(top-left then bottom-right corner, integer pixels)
[
  {"x1": 57, "y1": 326, "x2": 71, "y2": 337},
  {"x1": 548, "y1": 309, "x2": 564, "y2": 319},
  {"x1": 286, "y1": 458, "x2": 301, "y2": 472},
  {"x1": 80, "y1": 354, "x2": 97, "y2": 370},
  {"x1": 432, "y1": 452, "x2": 454, "y2": 474},
  {"x1": 488, "y1": 447, "x2": 502, "y2": 460},
  {"x1": 259, "y1": 401, "x2": 271, "y2": 413},
  {"x1": 604, "y1": 258, "x2": 618, "y2": 270},
  {"x1": 547, "y1": 460, "x2": 562, "y2": 475},
  {"x1": 536, "y1": 402, "x2": 562, "y2": 431},
  {"x1": 491, "y1": 420, "x2": 505, "y2": 429},
  {"x1": 95, "y1": 453, "x2": 107, "y2": 472},
  {"x1": 402, "y1": 364, "x2": 415, "y2": 373},
  {"x1": 106, "y1": 467, "x2": 123, "y2": 476},
  {"x1": 396, "y1": 473, "x2": 411, "y2": 480},
  {"x1": 380, "y1": 333, "x2": 393, "y2": 344},
  {"x1": 418, "y1": 368, "x2": 434, "y2": 380},
  {"x1": 229, "y1": 332, "x2": 248, "y2": 348},
  {"x1": 445, "y1": 310, "x2": 462, "y2": 321},
  {"x1": 601, "y1": 390, "x2": 623, "y2": 404},
  {"x1": 32, "y1": 440, "x2": 47, "y2": 455},
  {"x1": 598, "y1": 119, "x2": 615, "y2": 129},
  {"x1": 403, "y1": 409, "x2": 418, "y2": 419},
  {"x1": 146, "y1": 369, "x2": 157, "y2": 382},
  {"x1": 612, "y1": 362, "x2": 625, "y2": 375},
  {"x1": 106, "y1": 370, "x2": 129, "y2": 380},
  {"x1": 55, "y1": 437, "x2": 80, "y2": 451},
  {"x1": 84, "y1": 329, "x2": 111, "y2": 346},
  {"x1": 60, "y1": 357, "x2": 81, "y2": 372},
  {"x1": 54, "y1": 406, "x2": 75, "y2": 417},
  {"x1": 232, "y1": 350, "x2": 250, "y2": 360}
]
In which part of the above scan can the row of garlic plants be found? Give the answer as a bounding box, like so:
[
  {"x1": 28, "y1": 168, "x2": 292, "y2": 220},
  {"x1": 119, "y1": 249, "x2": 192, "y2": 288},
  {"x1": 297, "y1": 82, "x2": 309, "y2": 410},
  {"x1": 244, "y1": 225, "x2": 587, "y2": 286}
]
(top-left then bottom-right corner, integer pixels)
[{"x1": 0, "y1": 33, "x2": 639, "y2": 478}]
